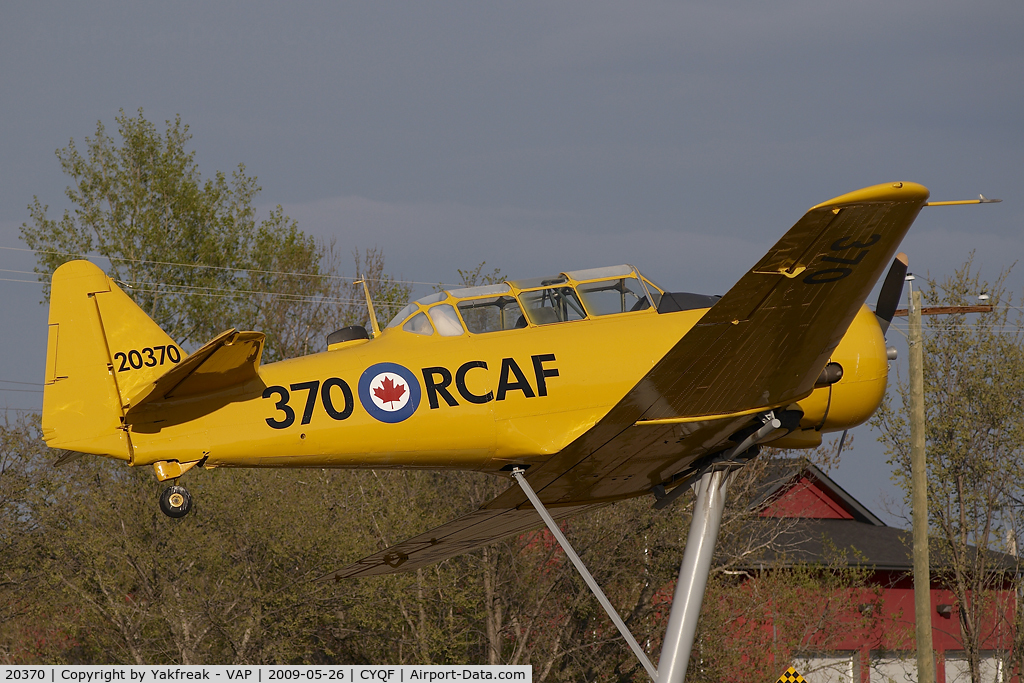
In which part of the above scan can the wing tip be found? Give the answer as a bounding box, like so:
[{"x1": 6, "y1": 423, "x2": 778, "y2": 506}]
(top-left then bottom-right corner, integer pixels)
[{"x1": 810, "y1": 182, "x2": 930, "y2": 211}]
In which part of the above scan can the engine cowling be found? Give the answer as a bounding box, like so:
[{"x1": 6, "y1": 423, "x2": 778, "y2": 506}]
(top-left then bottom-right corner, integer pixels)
[{"x1": 770, "y1": 305, "x2": 889, "y2": 448}]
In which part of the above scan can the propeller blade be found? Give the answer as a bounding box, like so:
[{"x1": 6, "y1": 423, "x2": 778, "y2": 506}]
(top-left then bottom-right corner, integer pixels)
[{"x1": 875, "y1": 252, "x2": 908, "y2": 335}]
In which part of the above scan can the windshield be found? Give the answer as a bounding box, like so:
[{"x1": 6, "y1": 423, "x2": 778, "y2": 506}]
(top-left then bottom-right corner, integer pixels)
[{"x1": 387, "y1": 302, "x2": 419, "y2": 328}]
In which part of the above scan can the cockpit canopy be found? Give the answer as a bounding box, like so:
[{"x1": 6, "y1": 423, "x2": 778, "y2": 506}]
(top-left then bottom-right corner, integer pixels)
[{"x1": 386, "y1": 265, "x2": 668, "y2": 337}]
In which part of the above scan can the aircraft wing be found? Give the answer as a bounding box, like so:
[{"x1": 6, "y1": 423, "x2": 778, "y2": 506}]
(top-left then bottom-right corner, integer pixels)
[
  {"x1": 630, "y1": 181, "x2": 928, "y2": 421},
  {"x1": 484, "y1": 181, "x2": 930, "y2": 508},
  {"x1": 323, "y1": 502, "x2": 604, "y2": 579},
  {"x1": 330, "y1": 182, "x2": 929, "y2": 577}
]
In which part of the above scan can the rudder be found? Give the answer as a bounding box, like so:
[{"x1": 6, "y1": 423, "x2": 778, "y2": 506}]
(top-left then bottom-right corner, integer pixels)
[{"x1": 43, "y1": 260, "x2": 183, "y2": 460}]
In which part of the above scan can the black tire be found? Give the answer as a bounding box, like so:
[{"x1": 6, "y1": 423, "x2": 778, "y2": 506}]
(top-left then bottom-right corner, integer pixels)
[{"x1": 159, "y1": 485, "x2": 193, "y2": 518}]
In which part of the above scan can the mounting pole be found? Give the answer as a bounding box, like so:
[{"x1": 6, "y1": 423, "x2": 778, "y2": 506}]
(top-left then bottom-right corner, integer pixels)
[
  {"x1": 908, "y1": 281, "x2": 936, "y2": 683},
  {"x1": 511, "y1": 469, "x2": 659, "y2": 681},
  {"x1": 657, "y1": 467, "x2": 734, "y2": 683}
]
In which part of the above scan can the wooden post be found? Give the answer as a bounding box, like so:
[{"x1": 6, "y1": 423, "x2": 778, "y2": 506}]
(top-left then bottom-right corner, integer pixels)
[{"x1": 909, "y1": 284, "x2": 936, "y2": 683}]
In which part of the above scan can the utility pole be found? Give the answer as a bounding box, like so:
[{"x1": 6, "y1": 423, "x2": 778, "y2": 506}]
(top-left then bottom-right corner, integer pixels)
[
  {"x1": 901, "y1": 194, "x2": 1000, "y2": 681},
  {"x1": 907, "y1": 279, "x2": 935, "y2": 683},
  {"x1": 896, "y1": 282, "x2": 992, "y2": 683}
]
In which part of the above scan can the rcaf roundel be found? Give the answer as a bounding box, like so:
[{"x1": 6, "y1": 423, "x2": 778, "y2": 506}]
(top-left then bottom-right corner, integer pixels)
[{"x1": 358, "y1": 362, "x2": 421, "y2": 423}]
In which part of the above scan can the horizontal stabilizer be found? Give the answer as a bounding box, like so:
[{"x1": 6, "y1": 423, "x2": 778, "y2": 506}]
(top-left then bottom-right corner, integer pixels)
[
  {"x1": 127, "y1": 328, "x2": 265, "y2": 411},
  {"x1": 323, "y1": 499, "x2": 603, "y2": 579}
]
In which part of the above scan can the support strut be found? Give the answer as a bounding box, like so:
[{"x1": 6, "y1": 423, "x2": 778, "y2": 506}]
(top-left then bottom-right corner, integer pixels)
[
  {"x1": 511, "y1": 469, "x2": 659, "y2": 681},
  {"x1": 657, "y1": 468, "x2": 734, "y2": 683},
  {"x1": 513, "y1": 464, "x2": 735, "y2": 683}
]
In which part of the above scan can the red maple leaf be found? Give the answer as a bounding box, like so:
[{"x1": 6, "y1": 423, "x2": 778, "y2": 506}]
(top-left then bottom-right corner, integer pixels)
[{"x1": 373, "y1": 375, "x2": 407, "y2": 407}]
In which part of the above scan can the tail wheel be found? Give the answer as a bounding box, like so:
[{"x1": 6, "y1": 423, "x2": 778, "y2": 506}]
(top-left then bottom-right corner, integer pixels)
[{"x1": 159, "y1": 485, "x2": 193, "y2": 518}]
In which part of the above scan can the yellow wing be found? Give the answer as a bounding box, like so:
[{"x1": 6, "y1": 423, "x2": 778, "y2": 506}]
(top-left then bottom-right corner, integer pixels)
[
  {"x1": 329, "y1": 181, "x2": 929, "y2": 578},
  {"x1": 633, "y1": 181, "x2": 928, "y2": 420}
]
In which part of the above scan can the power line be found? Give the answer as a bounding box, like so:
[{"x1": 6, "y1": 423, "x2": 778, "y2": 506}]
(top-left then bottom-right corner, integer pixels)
[
  {"x1": 119, "y1": 283, "x2": 374, "y2": 306},
  {"x1": 2, "y1": 245, "x2": 452, "y2": 305},
  {"x1": 1, "y1": 245, "x2": 458, "y2": 287},
  {"x1": 117, "y1": 277, "x2": 370, "y2": 302},
  {"x1": 0, "y1": 277, "x2": 46, "y2": 285},
  {"x1": 0, "y1": 275, "x2": 377, "y2": 306},
  {"x1": 2, "y1": 274, "x2": 417, "y2": 309}
]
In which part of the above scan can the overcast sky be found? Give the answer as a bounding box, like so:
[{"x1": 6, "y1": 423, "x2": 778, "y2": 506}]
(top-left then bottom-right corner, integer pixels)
[{"x1": 2, "y1": 1, "x2": 1022, "y2": 522}]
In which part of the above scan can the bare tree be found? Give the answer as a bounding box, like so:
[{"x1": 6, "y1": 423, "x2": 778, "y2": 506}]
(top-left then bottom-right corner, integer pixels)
[{"x1": 874, "y1": 257, "x2": 1024, "y2": 681}]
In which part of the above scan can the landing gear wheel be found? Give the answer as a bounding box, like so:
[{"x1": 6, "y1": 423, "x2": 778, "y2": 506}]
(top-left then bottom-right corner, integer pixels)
[{"x1": 159, "y1": 485, "x2": 193, "y2": 518}]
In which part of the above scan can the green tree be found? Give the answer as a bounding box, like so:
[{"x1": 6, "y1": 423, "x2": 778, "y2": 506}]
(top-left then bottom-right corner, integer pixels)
[
  {"x1": 22, "y1": 109, "x2": 254, "y2": 345},
  {"x1": 0, "y1": 414, "x2": 52, "y2": 662},
  {"x1": 19, "y1": 108, "x2": 367, "y2": 360},
  {"x1": 874, "y1": 258, "x2": 1024, "y2": 681},
  {"x1": 6, "y1": 109, "x2": 414, "y2": 665},
  {"x1": 0, "y1": 442, "x2": 377, "y2": 664}
]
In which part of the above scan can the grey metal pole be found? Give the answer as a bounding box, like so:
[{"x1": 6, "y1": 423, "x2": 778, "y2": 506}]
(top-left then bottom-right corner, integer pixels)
[
  {"x1": 908, "y1": 284, "x2": 936, "y2": 683},
  {"x1": 511, "y1": 469, "x2": 659, "y2": 681},
  {"x1": 657, "y1": 468, "x2": 733, "y2": 683}
]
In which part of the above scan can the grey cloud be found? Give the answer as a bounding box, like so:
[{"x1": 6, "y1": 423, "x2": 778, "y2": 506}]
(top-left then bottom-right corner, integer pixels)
[{"x1": 282, "y1": 195, "x2": 763, "y2": 294}]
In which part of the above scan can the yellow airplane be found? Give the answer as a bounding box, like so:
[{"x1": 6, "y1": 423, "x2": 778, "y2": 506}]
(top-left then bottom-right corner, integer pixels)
[{"x1": 42, "y1": 181, "x2": 929, "y2": 682}]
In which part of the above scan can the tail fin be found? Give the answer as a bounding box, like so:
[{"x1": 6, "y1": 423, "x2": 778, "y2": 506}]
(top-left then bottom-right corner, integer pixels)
[{"x1": 43, "y1": 261, "x2": 181, "y2": 459}]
